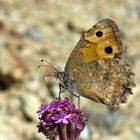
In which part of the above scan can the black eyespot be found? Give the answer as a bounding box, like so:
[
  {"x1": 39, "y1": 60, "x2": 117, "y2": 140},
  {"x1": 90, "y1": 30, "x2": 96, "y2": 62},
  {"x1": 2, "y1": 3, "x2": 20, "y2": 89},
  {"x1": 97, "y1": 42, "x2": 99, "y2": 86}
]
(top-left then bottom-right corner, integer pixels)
[
  {"x1": 105, "y1": 46, "x2": 113, "y2": 54},
  {"x1": 96, "y1": 31, "x2": 103, "y2": 37}
]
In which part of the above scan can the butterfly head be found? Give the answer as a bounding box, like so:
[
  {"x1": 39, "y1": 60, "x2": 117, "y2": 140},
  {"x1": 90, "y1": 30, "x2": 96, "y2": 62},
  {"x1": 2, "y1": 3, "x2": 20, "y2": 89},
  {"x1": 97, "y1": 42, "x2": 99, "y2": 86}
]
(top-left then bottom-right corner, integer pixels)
[{"x1": 54, "y1": 71, "x2": 66, "y2": 87}]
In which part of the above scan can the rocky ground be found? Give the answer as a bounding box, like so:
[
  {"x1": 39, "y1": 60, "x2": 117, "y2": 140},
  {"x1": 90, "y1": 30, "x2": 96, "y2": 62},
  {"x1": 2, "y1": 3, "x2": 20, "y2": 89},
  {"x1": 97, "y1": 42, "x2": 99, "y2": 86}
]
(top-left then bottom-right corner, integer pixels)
[{"x1": 0, "y1": 0, "x2": 140, "y2": 140}]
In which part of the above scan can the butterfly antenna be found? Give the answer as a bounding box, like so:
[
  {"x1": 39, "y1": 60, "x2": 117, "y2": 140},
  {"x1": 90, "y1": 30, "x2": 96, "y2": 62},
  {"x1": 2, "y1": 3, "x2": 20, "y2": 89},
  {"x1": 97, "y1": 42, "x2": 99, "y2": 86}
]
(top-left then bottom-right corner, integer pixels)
[
  {"x1": 37, "y1": 64, "x2": 56, "y2": 71},
  {"x1": 41, "y1": 59, "x2": 58, "y2": 72}
]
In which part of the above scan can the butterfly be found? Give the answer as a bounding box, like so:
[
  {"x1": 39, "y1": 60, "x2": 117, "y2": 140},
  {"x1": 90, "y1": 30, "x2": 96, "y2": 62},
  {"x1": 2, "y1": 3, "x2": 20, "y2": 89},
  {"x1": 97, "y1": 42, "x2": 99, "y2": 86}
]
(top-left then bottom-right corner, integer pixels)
[{"x1": 43, "y1": 18, "x2": 135, "y2": 109}]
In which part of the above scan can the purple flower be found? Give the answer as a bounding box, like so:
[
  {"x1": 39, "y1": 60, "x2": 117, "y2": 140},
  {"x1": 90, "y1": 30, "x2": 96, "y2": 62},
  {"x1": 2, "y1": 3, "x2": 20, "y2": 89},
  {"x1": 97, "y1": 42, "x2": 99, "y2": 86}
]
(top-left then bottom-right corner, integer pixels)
[{"x1": 37, "y1": 97, "x2": 87, "y2": 140}]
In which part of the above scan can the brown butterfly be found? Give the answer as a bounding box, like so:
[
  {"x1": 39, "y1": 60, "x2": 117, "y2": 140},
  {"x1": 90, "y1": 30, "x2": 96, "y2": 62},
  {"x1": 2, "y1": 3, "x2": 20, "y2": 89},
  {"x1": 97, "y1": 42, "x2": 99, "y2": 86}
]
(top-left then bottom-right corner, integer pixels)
[{"x1": 52, "y1": 18, "x2": 135, "y2": 109}]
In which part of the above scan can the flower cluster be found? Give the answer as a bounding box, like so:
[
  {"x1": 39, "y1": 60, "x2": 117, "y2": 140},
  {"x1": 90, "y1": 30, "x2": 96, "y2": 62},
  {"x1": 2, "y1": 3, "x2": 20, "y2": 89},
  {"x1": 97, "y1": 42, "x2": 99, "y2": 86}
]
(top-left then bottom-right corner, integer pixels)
[{"x1": 37, "y1": 97, "x2": 87, "y2": 140}]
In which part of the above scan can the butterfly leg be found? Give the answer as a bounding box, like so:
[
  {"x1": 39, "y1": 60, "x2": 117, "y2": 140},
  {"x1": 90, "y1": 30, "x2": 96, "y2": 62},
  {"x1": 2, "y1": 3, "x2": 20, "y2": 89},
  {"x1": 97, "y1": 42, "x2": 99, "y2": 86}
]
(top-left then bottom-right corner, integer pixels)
[
  {"x1": 78, "y1": 95, "x2": 80, "y2": 109},
  {"x1": 43, "y1": 75, "x2": 49, "y2": 88},
  {"x1": 70, "y1": 91, "x2": 81, "y2": 109},
  {"x1": 58, "y1": 83, "x2": 66, "y2": 99}
]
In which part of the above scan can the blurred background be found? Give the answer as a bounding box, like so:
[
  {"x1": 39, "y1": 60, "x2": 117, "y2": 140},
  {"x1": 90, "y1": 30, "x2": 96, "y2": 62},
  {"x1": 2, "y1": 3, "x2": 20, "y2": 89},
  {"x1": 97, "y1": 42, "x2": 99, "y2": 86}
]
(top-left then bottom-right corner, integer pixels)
[{"x1": 0, "y1": 0, "x2": 140, "y2": 140}]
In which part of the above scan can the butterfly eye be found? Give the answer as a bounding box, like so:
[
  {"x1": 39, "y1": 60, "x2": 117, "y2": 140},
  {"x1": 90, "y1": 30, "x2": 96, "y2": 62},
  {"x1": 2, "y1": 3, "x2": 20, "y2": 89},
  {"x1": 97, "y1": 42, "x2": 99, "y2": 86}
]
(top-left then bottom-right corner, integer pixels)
[
  {"x1": 105, "y1": 46, "x2": 113, "y2": 54},
  {"x1": 96, "y1": 31, "x2": 103, "y2": 37}
]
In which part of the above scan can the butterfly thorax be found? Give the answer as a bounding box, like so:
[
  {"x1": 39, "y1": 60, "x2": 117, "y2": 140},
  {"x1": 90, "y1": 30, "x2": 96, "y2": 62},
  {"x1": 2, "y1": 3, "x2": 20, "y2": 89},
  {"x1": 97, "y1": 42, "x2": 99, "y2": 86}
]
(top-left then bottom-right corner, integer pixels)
[{"x1": 54, "y1": 71, "x2": 74, "y2": 93}]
